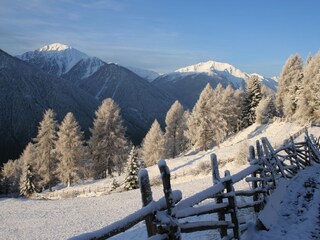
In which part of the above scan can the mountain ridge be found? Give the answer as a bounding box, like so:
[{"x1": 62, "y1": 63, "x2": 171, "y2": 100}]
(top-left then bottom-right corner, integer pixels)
[{"x1": 0, "y1": 49, "x2": 99, "y2": 164}]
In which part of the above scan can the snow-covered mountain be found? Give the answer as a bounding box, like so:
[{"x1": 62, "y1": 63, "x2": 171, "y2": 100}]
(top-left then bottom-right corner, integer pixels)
[
  {"x1": 18, "y1": 44, "x2": 174, "y2": 144},
  {"x1": 0, "y1": 49, "x2": 98, "y2": 165},
  {"x1": 126, "y1": 66, "x2": 160, "y2": 82},
  {"x1": 153, "y1": 60, "x2": 278, "y2": 109},
  {"x1": 17, "y1": 43, "x2": 91, "y2": 76},
  {"x1": 73, "y1": 63, "x2": 174, "y2": 143},
  {"x1": 174, "y1": 60, "x2": 278, "y2": 90},
  {"x1": 175, "y1": 60, "x2": 247, "y2": 88},
  {"x1": 62, "y1": 56, "x2": 105, "y2": 83}
]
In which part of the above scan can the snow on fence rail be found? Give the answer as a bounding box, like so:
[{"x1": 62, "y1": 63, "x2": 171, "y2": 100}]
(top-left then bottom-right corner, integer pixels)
[{"x1": 72, "y1": 131, "x2": 320, "y2": 240}]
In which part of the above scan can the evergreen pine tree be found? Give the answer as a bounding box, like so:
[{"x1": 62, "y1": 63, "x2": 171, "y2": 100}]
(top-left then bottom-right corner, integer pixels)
[
  {"x1": 124, "y1": 147, "x2": 140, "y2": 190},
  {"x1": 34, "y1": 109, "x2": 58, "y2": 191},
  {"x1": 241, "y1": 75, "x2": 262, "y2": 127},
  {"x1": 55, "y1": 112, "x2": 86, "y2": 187},
  {"x1": 19, "y1": 163, "x2": 36, "y2": 197},
  {"x1": 89, "y1": 98, "x2": 128, "y2": 179},
  {"x1": 141, "y1": 120, "x2": 165, "y2": 167},
  {"x1": 164, "y1": 100, "x2": 188, "y2": 159}
]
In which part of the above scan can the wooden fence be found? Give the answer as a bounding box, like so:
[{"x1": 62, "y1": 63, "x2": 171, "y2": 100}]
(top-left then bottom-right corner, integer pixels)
[{"x1": 71, "y1": 131, "x2": 320, "y2": 240}]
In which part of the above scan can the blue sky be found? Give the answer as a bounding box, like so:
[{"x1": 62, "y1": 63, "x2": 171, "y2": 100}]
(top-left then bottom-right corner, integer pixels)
[{"x1": 1, "y1": 0, "x2": 320, "y2": 76}]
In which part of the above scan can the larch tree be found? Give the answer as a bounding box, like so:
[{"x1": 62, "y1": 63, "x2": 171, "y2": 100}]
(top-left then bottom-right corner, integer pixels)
[
  {"x1": 89, "y1": 98, "x2": 128, "y2": 179},
  {"x1": 234, "y1": 89, "x2": 245, "y2": 132},
  {"x1": 19, "y1": 142, "x2": 37, "y2": 170},
  {"x1": 124, "y1": 146, "x2": 140, "y2": 191},
  {"x1": 210, "y1": 84, "x2": 229, "y2": 144},
  {"x1": 55, "y1": 112, "x2": 86, "y2": 187},
  {"x1": 164, "y1": 100, "x2": 188, "y2": 159},
  {"x1": 221, "y1": 85, "x2": 242, "y2": 135},
  {"x1": 276, "y1": 54, "x2": 304, "y2": 118},
  {"x1": 297, "y1": 50, "x2": 320, "y2": 122},
  {"x1": 306, "y1": 53, "x2": 313, "y2": 66},
  {"x1": 141, "y1": 120, "x2": 165, "y2": 167},
  {"x1": 187, "y1": 83, "x2": 214, "y2": 150},
  {"x1": 255, "y1": 96, "x2": 277, "y2": 124},
  {"x1": 1, "y1": 159, "x2": 22, "y2": 194},
  {"x1": 34, "y1": 109, "x2": 58, "y2": 191}
]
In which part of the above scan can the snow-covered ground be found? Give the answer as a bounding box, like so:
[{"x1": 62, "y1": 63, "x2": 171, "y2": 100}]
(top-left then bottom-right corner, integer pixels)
[
  {"x1": 244, "y1": 164, "x2": 320, "y2": 240},
  {"x1": 0, "y1": 121, "x2": 318, "y2": 240}
]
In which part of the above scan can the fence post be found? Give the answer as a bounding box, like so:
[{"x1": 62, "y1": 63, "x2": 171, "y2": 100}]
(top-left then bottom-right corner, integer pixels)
[
  {"x1": 224, "y1": 170, "x2": 240, "y2": 239},
  {"x1": 249, "y1": 145, "x2": 255, "y2": 162},
  {"x1": 139, "y1": 169, "x2": 157, "y2": 237},
  {"x1": 248, "y1": 147, "x2": 260, "y2": 213},
  {"x1": 158, "y1": 160, "x2": 180, "y2": 240},
  {"x1": 256, "y1": 140, "x2": 268, "y2": 202},
  {"x1": 211, "y1": 154, "x2": 227, "y2": 238},
  {"x1": 261, "y1": 138, "x2": 277, "y2": 189},
  {"x1": 210, "y1": 154, "x2": 220, "y2": 184},
  {"x1": 290, "y1": 137, "x2": 301, "y2": 170}
]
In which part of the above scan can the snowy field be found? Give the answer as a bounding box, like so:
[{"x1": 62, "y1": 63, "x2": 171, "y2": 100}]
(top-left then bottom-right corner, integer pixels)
[{"x1": 0, "y1": 121, "x2": 319, "y2": 240}]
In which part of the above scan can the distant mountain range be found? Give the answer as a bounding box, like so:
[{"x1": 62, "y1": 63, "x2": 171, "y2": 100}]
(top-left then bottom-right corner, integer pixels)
[
  {"x1": 0, "y1": 43, "x2": 278, "y2": 164},
  {"x1": 152, "y1": 60, "x2": 278, "y2": 109}
]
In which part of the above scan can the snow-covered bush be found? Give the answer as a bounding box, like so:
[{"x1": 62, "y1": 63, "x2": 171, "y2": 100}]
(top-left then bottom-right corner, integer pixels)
[
  {"x1": 235, "y1": 141, "x2": 250, "y2": 165},
  {"x1": 190, "y1": 161, "x2": 211, "y2": 175},
  {"x1": 110, "y1": 179, "x2": 120, "y2": 191}
]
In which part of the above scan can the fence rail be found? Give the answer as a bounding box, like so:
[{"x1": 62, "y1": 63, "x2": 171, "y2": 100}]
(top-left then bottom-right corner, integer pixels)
[{"x1": 72, "y1": 130, "x2": 320, "y2": 240}]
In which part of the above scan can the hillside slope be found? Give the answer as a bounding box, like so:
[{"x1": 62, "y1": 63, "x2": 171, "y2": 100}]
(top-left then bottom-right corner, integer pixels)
[{"x1": 0, "y1": 121, "x2": 316, "y2": 240}]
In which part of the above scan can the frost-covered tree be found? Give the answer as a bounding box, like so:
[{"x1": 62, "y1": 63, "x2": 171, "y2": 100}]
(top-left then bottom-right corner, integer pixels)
[
  {"x1": 55, "y1": 112, "x2": 86, "y2": 187},
  {"x1": 187, "y1": 83, "x2": 229, "y2": 150},
  {"x1": 141, "y1": 120, "x2": 165, "y2": 167},
  {"x1": 89, "y1": 98, "x2": 128, "y2": 179},
  {"x1": 1, "y1": 159, "x2": 22, "y2": 194},
  {"x1": 164, "y1": 100, "x2": 188, "y2": 158},
  {"x1": 187, "y1": 83, "x2": 215, "y2": 150},
  {"x1": 210, "y1": 84, "x2": 229, "y2": 143},
  {"x1": 234, "y1": 89, "x2": 245, "y2": 132},
  {"x1": 20, "y1": 142, "x2": 37, "y2": 168},
  {"x1": 240, "y1": 76, "x2": 262, "y2": 128},
  {"x1": 34, "y1": 109, "x2": 58, "y2": 191},
  {"x1": 297, "y1": 50, "x2": 320, "y2": 122},
  {"x1": 255, "y1": 96, "x2": 277, "y2": 124},
  {"x1": 124, "y1": 147, "x2": 140, "y2": 190},
  {"x1": 19, "y1": 163, "x2": 36, "y2": 197},
  {"x1": 306, "y1": 53, "x2": 313, "y2": 66},
  {"x1": 276, "y1": 54, "x2": 303, "y2": 118},
  {"x1": 221, "y1": 85, "x2": 242, "y2": 135}
]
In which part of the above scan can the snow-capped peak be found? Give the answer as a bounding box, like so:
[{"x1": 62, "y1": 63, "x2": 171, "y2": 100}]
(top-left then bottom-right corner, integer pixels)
[
  {"x1": 38, "y1": 43, "x2": 71, "y2": 52},
  {"x1": 250, "y1": 73, "x2": 264, "y2": 79},
  {"x1": 174, "y1": 60, "x2": 248, "y2": 88},
  {"x1": 175, "y1": 60, "x2": 248, "y2": 79},
  {"x1": 18, "y1": 43, "x2": 90, "y2": 76}
]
